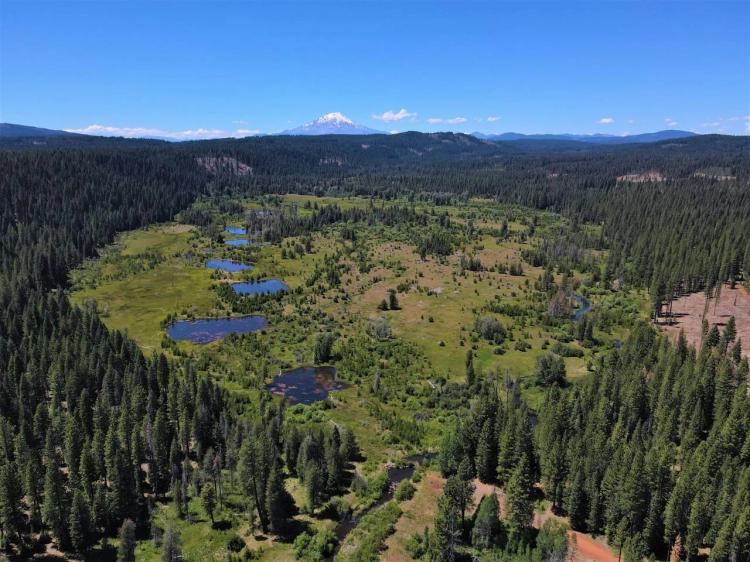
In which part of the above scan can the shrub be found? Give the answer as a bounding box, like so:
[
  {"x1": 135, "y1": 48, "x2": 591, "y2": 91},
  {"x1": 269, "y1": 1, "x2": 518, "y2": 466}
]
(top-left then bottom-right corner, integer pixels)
[
  {"x1": 367, "y1": 317, "x2": 392, "y2": 340},
  {"x1": 514, "y1": 340, "x2": 531, "y2": 352},
  {"x1": 395, "y1": 479, "x2": 416, "y2": 502},
  {"x1": 535, "y1": 353, "x2": 566, "y2": 386},
  {"x1": 475, "y1": 316, "x2": 506, "y2": 344},
  {"x1": 293, "y1": 529, "x2": 337, "y2": 561},
  {"x1": 551, "y1": 341, "x2": 584, "y2": 357},
  {"x1": 314, "y1": 332, "x2": 337, "y2": 363},
  {"x1": 346, "y1": 501, "x2": 402, "y2": 562},
  {"x1": 404, "y1": 530, "x2": 429, "y2": 559},
  {"x1": 227, "y1": 535, "x2": 245, "y2": 553}
]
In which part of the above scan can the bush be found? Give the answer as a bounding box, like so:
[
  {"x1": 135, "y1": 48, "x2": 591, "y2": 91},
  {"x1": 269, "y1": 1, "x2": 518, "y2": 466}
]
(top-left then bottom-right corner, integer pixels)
[
  {"x1": 514, "y1": 340, "x2": 531, "y2": 352},
  {"x1": 404, "y1": 530, "x2": 429, "y2": 559},
  {"x1": 395, "y1": 479, "x2": 416, "y2": 502},
  {"x1": 551, "y1": 341, "x2": 584, "y2": 357},
  {"x1": 293, "y1": 529, "x2": 337, "y2": 561},
  {"x1": 227, "y1": 535, "x2": 245, "y2": 553},
  {"x1": 346, "y1": 501, "x2": 402, "y2": 562},
  {"x1": 475, "y1": 316, "x2": 506, "y2": 344},
  {"x1": 314, "y1": 332, "x2": 337, "y2": 363},
  {"x1": 535, "y1": 353, "x2": 566, "y2": 386},
  {"x1": 367, "y1": 317, "x2": 392, "y2": 340}
]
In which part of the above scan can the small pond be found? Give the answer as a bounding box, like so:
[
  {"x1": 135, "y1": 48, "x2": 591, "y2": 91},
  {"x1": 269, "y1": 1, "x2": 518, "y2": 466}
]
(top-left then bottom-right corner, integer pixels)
[
  {"x1": 266, "y1": 366, "x2": 347, "y2": 405},
  {"x1": 225, "y1": 226, "x2": 247, "y2": 235},
  {"x1": 573, "y1": 294, "x2": 591, "y2": 321},
  {"x1": 232, "y1": 279, "x2": 289, "y2": 295},
  {"x1": 205, "y1": 259, "x2": 253, "y2": 272},
  {"x1": 167, "y1": 315, "x2": 267, "y2": 344},
  {"x1": 225, "y1": 238, "x2": 251, "y2": 246}
]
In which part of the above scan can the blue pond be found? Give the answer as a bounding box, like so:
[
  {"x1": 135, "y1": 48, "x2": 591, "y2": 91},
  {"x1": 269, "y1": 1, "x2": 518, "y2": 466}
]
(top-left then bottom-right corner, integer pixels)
[
  {"x1": 225, "y1": 226, "x2": 247, "y2": 235},
  {"x1": 266, "y1": 367, "x2": 347, "y2": 405},
  {"x1": 225, "y1": 238, "x2": 251, "y2": 246},
  {"x1": 573, "y1": 295, "x2": 592, "y2": 321},
  {"x1": 167, "y1": 315, "x2": 267, "y2": 344},
  {"x1": 205, "y1": 259, "x2": 253, "y2": 272},
  {"x1": 232, "y1": 279, "x2": 289, "y2": 295}
]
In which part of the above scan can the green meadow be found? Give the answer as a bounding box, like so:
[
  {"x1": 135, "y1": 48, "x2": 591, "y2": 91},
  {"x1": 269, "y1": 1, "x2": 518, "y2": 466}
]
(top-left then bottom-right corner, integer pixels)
[{"x1": 68, "y1": 194, "x2": 649, "y2": 560}]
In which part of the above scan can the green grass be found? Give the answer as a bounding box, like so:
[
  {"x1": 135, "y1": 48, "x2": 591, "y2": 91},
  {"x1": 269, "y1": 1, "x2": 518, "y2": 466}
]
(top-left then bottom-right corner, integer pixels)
[{"x1": 70, "y1": 225, "x2": 221, "y2": 351}]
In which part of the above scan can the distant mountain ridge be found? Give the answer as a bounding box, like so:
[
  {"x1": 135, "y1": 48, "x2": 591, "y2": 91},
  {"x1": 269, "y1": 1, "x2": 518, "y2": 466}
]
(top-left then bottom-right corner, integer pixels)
[
  {"x1": 472, "y1": 129, "x2": 697, "y2": 144},
  {"x1": 279, "y1": 112, "x2": 386, "y2": 136},
  {"x1": 0, "y1": 121, "x2": 705, "y2": 146},
  {"x1": 0, "y1": 123, "x2": 85, "y2": 138}
]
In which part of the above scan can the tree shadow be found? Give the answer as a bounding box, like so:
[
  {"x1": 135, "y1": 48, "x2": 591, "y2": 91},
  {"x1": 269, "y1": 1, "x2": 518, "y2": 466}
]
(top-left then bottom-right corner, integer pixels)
[{"x1": 212, "y1": 519, "x2": 232, "y2": 531}]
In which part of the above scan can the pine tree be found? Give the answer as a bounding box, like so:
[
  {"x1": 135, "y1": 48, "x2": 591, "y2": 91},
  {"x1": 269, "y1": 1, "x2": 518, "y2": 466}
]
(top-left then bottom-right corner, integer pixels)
[
  {"x1": 465, "y1": 350, "x2": 475, "y2": 387},
  {"x1": 239, "y1": 435, "x2": 268, "y2": 532},
  {"x1": 265, "y1": 463, "x2": 294, "y2": 534},
  {"x1": 161, "y1": 526, "x2": 182, "y2": 562},
  {"x1": 475, "y1": 419, "x2": 497, "y2": 483},
  {"x1": 388, "y1": 290, "x2": 400, "y2": 310},
  {"x1": 152, "y1": 408, "x2": 171, "y2": 497},
  {"x1": 472, "y1": 494, "x2": 504, "y2": 549},
  {"x1": 117, "y1": 519, "x2": 136, "y2": 562},
  {"x1": 438, "y1": 428, "x2": 463, "y2": 477},
  {"x1": 69, "y1": 489, "x2": 93, "y2": 554},
  {"x1": 201, "y1": 482, "x2": 217, "y2": 524},
  {"x1": 43, "y1": 437, "x2": 70, "y2": 549},
  {"x1": 304, "y1": 460, "x2": 324, "y2": 512},
  {"x1": 443, "y1": 473, "x2": 474, "y2": 531},
  {"x1": 0, "y1": 461, "x2": 24, "y2": 548},
  {"x1": 431, "y1": 495, "x2": 460, "y2": 562},
  {"x1": 706, "y1": 325, "x2": 721, "y2": 348},
  {"x1": 505, "y1": 456, "x2": 534, "y2": 544},
  {"x1": 565, "y1": 463, "x2": 587, "y2": 530}
]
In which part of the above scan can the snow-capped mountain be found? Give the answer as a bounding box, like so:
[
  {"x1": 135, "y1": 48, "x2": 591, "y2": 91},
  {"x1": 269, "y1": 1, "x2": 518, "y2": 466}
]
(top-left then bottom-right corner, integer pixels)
[{"x1": 280, "y1": 112, "x2": 385, "y2": 135}]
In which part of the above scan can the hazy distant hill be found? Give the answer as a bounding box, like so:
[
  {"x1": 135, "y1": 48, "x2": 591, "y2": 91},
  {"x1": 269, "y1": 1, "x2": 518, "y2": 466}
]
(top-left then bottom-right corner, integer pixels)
[
  {"x1": 0, "y1": 123, "x2": 85, "y2": 138},
  {"x1": 472, "y1": 129, "x2": 697, "y2": 144}
]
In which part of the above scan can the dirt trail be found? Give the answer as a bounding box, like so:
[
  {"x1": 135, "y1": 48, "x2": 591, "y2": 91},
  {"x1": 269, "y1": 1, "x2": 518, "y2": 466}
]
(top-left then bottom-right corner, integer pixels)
[
  {"x1": 661, "y1": 283, "x2": 750, "y2": 361},
  {"x1": 569, "y1": 531, "x2": 619, "y2": 562}
]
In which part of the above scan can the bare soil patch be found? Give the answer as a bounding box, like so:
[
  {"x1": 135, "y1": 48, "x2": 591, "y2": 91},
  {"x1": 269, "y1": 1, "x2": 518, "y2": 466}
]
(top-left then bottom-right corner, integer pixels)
[
  {"x1": 569, "y1": 531, "x2": 619, "y2": 562},
  {"x1": 162, "y1": 223, "x2": 195, "y2": 234},
  {"x1": 660, "y1": 284, "x2": 750, "y2": 361},
  {"x1": 196, "y1": 155, "x2": 253, "y2": 176},
  {"x1": 616, "y1": 171, "x2": 665, "y2": 183}
]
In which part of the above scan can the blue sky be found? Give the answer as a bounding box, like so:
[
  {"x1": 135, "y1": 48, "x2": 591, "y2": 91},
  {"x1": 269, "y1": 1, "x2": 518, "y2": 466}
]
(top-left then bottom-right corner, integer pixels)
[{"x1": 1, "y1": 1, "x2": 748, "y2": 138}]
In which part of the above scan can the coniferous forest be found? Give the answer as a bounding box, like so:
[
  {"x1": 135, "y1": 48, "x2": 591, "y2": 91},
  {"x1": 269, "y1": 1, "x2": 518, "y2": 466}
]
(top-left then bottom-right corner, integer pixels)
[{"x1": 0, "y1": 132, "x2": 748, "y2": 561}]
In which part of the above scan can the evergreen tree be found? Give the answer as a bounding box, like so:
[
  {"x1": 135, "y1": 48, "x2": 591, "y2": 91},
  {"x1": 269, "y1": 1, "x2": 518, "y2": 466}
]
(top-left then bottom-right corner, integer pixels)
[
  {"x1": 465, "y1": 350, "x2": 475, "y2": 387},
  {"x1": 388, "y1": 290, "x2": 400, "y2": 310},
  {"x1": 472, "y1": 494, "x2": 504, "y2": 549},
  {"x1": 201, "y1": 482, "x2": 217, "y2": 524},
  {"x1": 475, "y1": 418, "x2": 497, "y2": 483},
  {"x1": 265, "y1": 463, "x2": 295, "y2": 534},
  {"x1": 43, "y1": 438, "x2": 70, "y2": 549},
  {"x1": 431, "y1": 495, "x2": 460, "y2": 562},
  {"x1": 505, "y1": 456, "x2": 534, "y2": 544},
  {"x1": 117, "y1": 519, "x2": 137, "y2": 562},
  {"x1": 161, "y1": 526, "x2": 182, "y2": 562},
  {"x1": 69, "y1": 489, "x2": 93, "y2": 554},
  {"x1": 443, "y1": 473, "x2": 474, "y2": 532},
  {"x1": 0, "y1": 461, "x2": 24, "y2": 548}
]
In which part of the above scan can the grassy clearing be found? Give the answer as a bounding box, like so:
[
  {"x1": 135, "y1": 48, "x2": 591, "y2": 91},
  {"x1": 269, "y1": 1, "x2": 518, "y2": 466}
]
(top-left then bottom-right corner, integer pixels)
[{"x1": 381, "y1": 471, "x2": 445, "y2": 562}]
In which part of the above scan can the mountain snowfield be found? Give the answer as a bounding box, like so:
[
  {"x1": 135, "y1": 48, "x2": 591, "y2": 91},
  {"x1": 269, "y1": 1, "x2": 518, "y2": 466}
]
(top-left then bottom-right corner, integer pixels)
[{"x1": 280, "y1": 112, "x2": 386, "y2": 135}]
